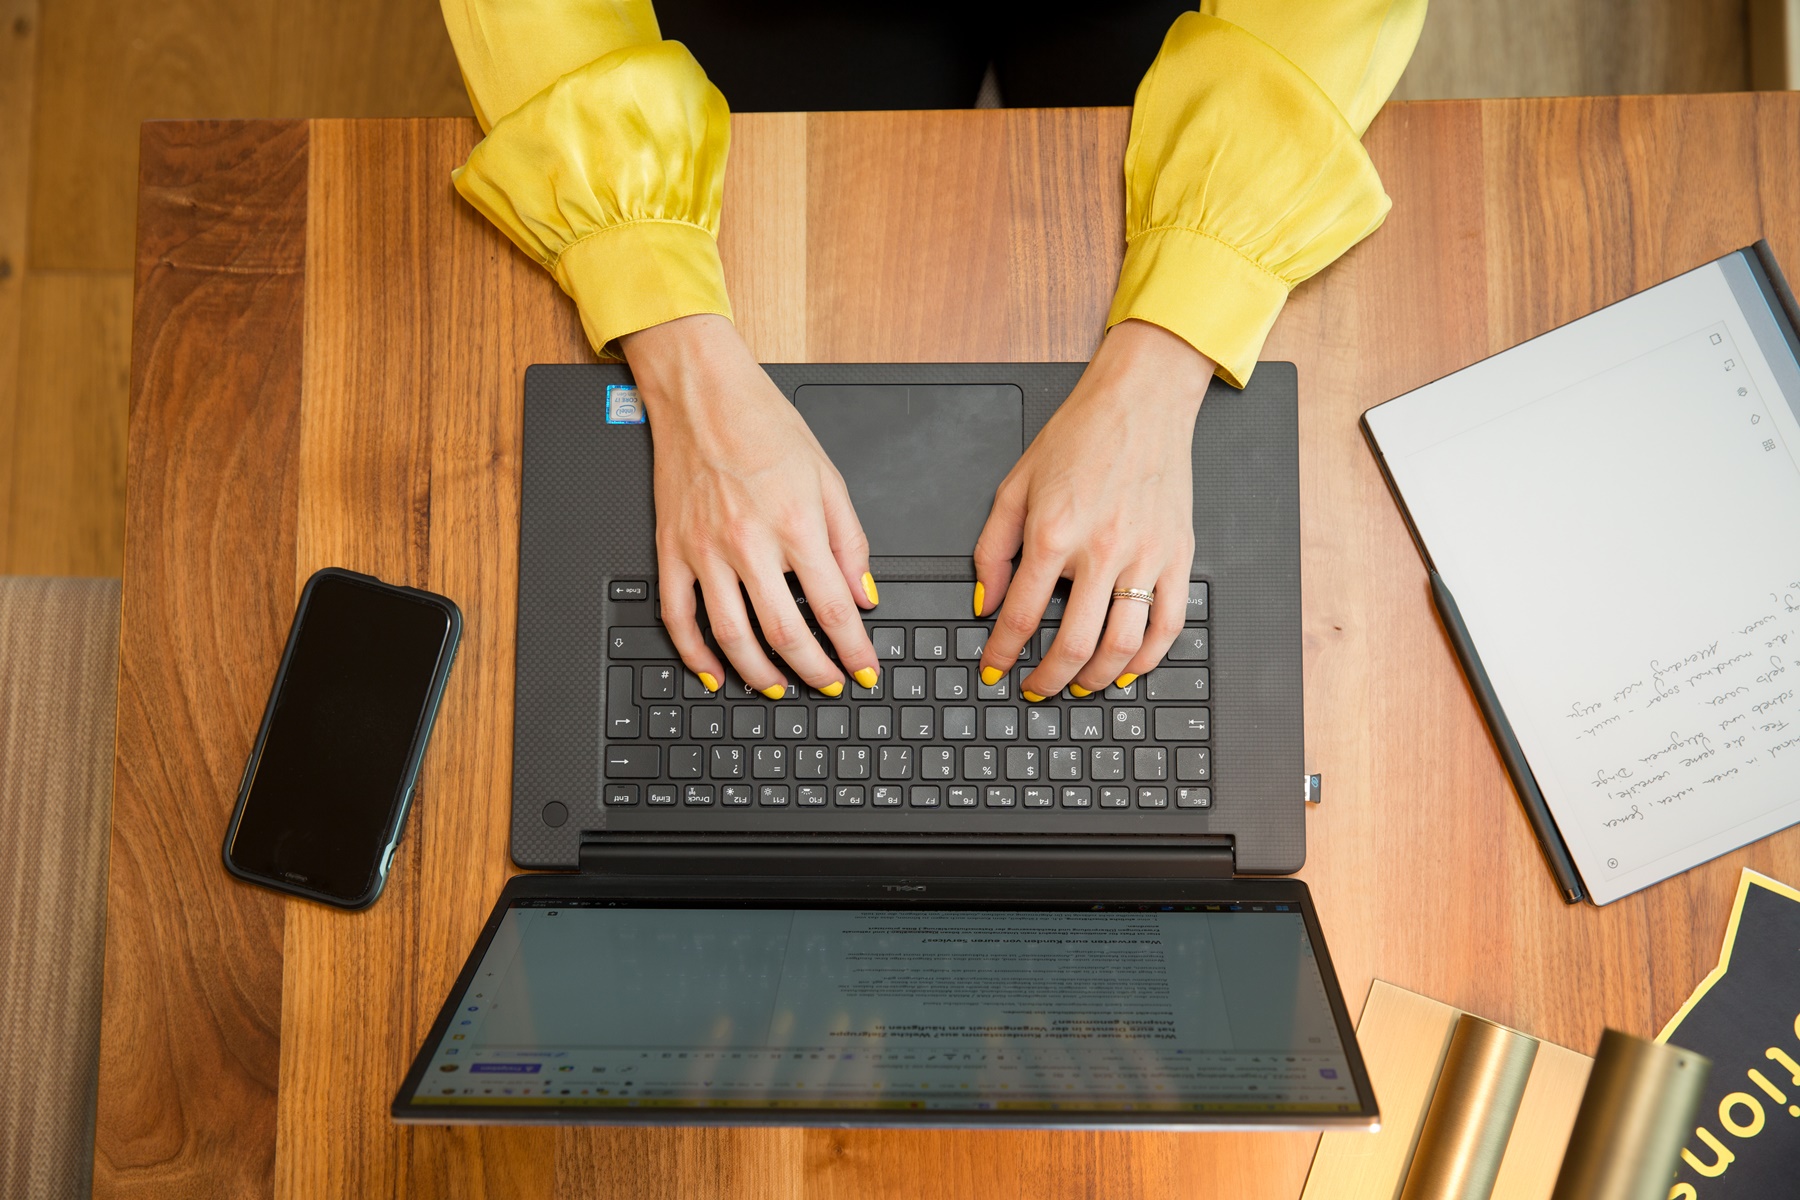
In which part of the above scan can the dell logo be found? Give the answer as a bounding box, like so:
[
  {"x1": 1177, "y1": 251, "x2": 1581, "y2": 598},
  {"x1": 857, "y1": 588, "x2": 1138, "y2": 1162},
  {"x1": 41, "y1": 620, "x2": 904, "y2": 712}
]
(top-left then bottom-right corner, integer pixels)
[{"x1": 882, "y1": 884, "x2": 928, "y2": 892}]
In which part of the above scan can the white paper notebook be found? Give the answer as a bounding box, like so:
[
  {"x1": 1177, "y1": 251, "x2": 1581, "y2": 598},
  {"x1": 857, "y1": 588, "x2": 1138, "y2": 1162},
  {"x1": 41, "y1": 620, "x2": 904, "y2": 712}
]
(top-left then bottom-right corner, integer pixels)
[{"x1": 1364, "y1": 246, "x2": 1800, "y2": 905}]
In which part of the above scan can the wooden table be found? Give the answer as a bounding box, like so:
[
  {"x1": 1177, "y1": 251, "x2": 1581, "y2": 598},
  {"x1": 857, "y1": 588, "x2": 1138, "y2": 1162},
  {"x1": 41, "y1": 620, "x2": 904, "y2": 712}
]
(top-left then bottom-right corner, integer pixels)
[{"x1": 99, "y1": 97, "x2": 1800, "y2": 1198}]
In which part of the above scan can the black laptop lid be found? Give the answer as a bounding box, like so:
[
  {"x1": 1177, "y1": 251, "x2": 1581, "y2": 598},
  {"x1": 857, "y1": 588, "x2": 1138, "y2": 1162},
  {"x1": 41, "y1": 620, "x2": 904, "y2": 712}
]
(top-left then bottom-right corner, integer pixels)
[{"x1": 393, "y1": 875, "x2": 1374, "y2": 1130}]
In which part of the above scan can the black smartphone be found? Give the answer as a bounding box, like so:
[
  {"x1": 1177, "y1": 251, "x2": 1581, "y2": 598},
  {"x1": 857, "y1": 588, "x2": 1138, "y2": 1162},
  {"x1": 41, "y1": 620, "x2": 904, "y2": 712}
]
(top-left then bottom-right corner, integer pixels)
[{"x1": 223, "y1": 568, "x2": 462, "y2": 909}]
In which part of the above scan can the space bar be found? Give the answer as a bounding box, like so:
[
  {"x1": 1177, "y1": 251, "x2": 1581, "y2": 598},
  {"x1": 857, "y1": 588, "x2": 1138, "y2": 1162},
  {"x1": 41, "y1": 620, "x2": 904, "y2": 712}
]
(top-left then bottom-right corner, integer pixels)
[{"x1": 852, "y1": 581, "x2": 1067, "y2": 622}]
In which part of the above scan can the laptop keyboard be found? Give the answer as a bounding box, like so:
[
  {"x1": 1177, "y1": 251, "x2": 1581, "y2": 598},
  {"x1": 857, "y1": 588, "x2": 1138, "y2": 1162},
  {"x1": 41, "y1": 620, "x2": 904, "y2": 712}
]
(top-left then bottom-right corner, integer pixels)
[{"x1": 600, "y1": 580, "x2": 1211, "y2": 814}]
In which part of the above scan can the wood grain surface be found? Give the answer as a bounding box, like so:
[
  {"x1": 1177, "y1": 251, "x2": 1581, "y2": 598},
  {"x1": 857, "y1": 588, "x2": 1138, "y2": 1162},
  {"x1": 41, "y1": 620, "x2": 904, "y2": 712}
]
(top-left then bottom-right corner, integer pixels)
[{"x1": 104, "y1": 97, "x2": 1800, "y2": 1199}]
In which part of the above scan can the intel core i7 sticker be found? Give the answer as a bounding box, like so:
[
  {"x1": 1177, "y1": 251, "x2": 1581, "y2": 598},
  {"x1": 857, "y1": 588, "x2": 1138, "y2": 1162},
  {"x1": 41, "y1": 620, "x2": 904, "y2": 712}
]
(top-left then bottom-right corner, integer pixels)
[{"x1": 605, "y1": 384, "x2": 644, "y2": 424}]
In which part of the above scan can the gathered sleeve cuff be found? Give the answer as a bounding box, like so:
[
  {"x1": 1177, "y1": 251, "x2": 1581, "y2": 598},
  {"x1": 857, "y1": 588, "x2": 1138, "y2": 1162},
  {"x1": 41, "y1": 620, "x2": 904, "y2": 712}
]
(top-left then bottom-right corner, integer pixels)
[{"x1": 451, "y1": 39, "x2": 732, "y2": 359}]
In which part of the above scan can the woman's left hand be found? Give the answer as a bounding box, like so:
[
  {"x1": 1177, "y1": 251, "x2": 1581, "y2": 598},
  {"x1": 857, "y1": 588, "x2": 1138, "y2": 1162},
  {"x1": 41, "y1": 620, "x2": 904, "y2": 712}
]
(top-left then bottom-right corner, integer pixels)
[{"x1": 974, "y1": 319, "x2": 1214, "y2": 700}]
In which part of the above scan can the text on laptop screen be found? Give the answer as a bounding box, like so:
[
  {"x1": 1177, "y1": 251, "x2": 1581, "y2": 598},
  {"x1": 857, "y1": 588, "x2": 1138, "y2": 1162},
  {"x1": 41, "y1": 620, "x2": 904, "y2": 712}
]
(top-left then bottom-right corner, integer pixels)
[
  {"x1": 792, "y1": 384, "x2": 1022, "y2": 557},
  {"x1": 405, "y1": 902, "x2": 1360, "y2": 1114}
]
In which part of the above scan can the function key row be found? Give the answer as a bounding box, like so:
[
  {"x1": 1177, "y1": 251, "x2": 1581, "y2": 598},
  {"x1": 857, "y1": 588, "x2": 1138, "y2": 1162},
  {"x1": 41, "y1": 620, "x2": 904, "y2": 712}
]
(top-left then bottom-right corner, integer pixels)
[{"x1": 603, "y1": 782, "x2": 1212, "y2": 810}]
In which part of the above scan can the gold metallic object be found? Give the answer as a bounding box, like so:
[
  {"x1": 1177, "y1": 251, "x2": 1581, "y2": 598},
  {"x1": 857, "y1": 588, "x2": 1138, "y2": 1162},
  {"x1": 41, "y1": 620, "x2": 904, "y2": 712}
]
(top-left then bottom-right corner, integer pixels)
[
  {"x1": 1549, "y1": 1029, "x2": 1710, "y2": 1200},
  {"x1": 1399, "y1": 1014, "x2": 1539, "y2": 1200},
  {"x1": 1111, "y1": 587, "x2": 1155, "y2": 605}
]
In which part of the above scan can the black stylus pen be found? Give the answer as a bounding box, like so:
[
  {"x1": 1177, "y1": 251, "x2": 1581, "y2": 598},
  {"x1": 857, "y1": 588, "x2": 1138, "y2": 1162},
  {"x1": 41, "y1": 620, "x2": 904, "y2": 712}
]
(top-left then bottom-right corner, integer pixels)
[{"x1": 1429, "y1": 570, "x2": 1586, "y2": 904}]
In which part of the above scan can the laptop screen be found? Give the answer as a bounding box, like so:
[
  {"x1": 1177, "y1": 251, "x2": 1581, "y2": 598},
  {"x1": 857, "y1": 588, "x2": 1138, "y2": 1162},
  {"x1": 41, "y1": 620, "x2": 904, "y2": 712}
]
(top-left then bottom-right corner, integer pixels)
[{"x1": 400, "y1": 898, "x2": 1363, "y2": 1118}]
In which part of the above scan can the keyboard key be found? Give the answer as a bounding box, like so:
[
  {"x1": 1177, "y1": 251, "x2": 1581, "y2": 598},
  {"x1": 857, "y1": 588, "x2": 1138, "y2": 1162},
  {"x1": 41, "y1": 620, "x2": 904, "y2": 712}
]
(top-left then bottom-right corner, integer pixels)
[
  {"x1": 647, "y1": 785, "x2": 677, "y2": 806},
  {"x1": 891, "y1": 666, "x2": 927, "y2": 700},
  {"x1": 1026, "y1": 707, "x2": 1060, "y2": 740},
  {"x1": 834, "y1": 785, "x2": 866, "y2": 807},
  {"x1": 759, "y1": 785, "x2": 790, "y2": 806},
  {"x1": 921, "y1": 746, "x2": 954, "y2": 779},
  {"x1": 934, "y1": 665, "x2": 970, "y2": 700},
  {"x1": 732, "y1": 705, "x2": 768, "y2": 738},
  {"x1": 872, "y1": 785, "x2": 904, "y2": 807},
  {"x1": 858, "y1": 706, "x2": 893, "y2": 739},
  {"x1": 604, "y1": 784, "x2": 638, "y2": 806},
  {"x1": 963, "y1": 746, "x2": 997, "y2": 780},
  {"x1": 901, "y1": 706, "x2": 934, "y2": 739},
  {"x1": 985, "y1": 786, "x2": 1016, "y2": 808},
  {"x1": 1090, "y1": 747, "x2": 1125, "y2": 780},
  {"x1": 942, "y1": 707, "x2": 976, "y2": 739},
  {"x1": 1038, "y1": 628, "x2": 1057, "y2": 660},
  {"x1": 1176, "y1": 786, "x2": 1212, "y2": 809},
  {"x1": 684, "y1": 671, "x2": 718, "y2": 698},
  {"x1": 985, "y1": 706, "x2": 1019, "y2": 740},
  {"x1": 1112, "y1": 707, "x2": 1146, "y2": 740},
  {"x1": 1136, "y1": 786, "x2": 1169, "y2": 809},
  {"x1": 722, "y1": 784, "x2": 753, "y2": 807},
  {"x1": 850, "y1": 674, "x2": 883, "y2": 700},
  {"x1": 947, "y1": 786, "x2": 979, "y2": 808},
  {"x1": 871, "y1": 628, "x2": 906, "y2": 659},
  {"x1": 1022, "y1": 786, "x2": 1054, "y2": 808},
  {"x1": 1103, "y1": 678, "x2": 1138, "y2": 701},
  {"x1": 977, "y1": 669, "x2": 1012, "y2": 701},
  {"x1": 914, "y1": 627, "x2": 948, "y2": 660},
  {"x1": 1154, "y1": 707, "x2": 1211, "y2": 741},
  {"x1": 1047, "y1": 747, "x2": 1082, "y2": 780},
  {"x1": 683, "y1": 784, "x2": 715, "y2": 806},
  {"x1": 1133, "y1": 747, "x2": 1168, "y2": 781},
  {"x1": 640, "y1": 665, "x2": 675, "y2": 699},
  {"x1": 720, "y1": 676, "x2": 759, "y2": 700},
  {"x1": 909, "y1": 785, "x2": 942, "y2": 807},
  {"x1": 837, "y1": 746, "x2": 871, "y2": 779},
  {"x1": 610, "y1": 580, "x2": 650, "y2": 601},
  {"x1": 797, "y1": 785, "x2": 828, "y2": 807},
  {"x1": 1186, "y1": 582, "x2": 1208, "y2": 621},
  {"x1": 1060, "y1": 786, "x2": 1093, "y2": 808},
  {"x1": 1005, "y1": 746, "x2": 1040, "y2": 780},
  {"x1": 691, "y1": 705, "x2": 725, "y2": 739},
  {"x1": 606, "y1": 667, "x2": 640, "y2": 738},
  {"x1": 794, "y1": 746, "x2": 829, "y2": 778},
  {"x1": 752, "y1": 746, "x2": 787, "y2": 779},
  {"x1": 879, "y1": 746, "x2": 913, "y2": 780},
  {"x1": 816, "y1": 706, "x2": 850, "y2": 739},
  {"x1": 1176, "y1": 747, "x2": 1212, "y2": 781},
  {"x1": 775, "y1": 705, "x2": 808, "y2": 738},
  {"x1": 647, "y1": 707, "x2": 682, "y2": 738},
  {"x1": 669, "y1": 745, "x2": 702, "y2": 778},
  {"x1": 1169, "y1": 627, "x2": 1210, "y2": 661},
  {"x1": 954, "y1": 627, "x2": 988, "y2": 660},
  {"x1": 1069, "y1": 706, "x2": 1104, "y2": 740},
  {"x1": 604, "y1": 745, "x2": 659, "y2": 778},
  {"x1": 1146, "y1": 668, "x2": 1210, "y2": 701},
  {"x1": 1099, "y1": 786, "x2": 1131, "y2": 808},
  {"x1": 710, "y1": 745, "x2": 744, "y2": 779},
  {"x1": 608, "y1": 626, "x2": 676, "y2": 659}
]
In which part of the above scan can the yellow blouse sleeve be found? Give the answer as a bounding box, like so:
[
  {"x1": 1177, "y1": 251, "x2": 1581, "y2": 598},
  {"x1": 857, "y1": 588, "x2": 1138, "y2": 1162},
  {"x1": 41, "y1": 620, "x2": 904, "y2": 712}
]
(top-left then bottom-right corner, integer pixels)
[
  {"x1": 439, "y1": 0, "x2": 731, "y2": 359},
  {"x1": 1108, "y1": 1, "x2": 1427, "y2": 387}
]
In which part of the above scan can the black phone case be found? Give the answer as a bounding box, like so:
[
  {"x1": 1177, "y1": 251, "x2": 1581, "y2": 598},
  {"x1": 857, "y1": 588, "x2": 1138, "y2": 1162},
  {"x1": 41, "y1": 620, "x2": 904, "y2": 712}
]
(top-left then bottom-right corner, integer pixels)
[{"x1": 221, "y1": 567, "x2": 462, "y2": 910}]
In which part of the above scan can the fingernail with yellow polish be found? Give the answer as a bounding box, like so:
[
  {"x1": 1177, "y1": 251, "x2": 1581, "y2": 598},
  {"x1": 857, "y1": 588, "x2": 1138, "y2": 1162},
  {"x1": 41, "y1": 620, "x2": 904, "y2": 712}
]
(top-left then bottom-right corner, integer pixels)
[
  {"x1": 1022, "y1": 690, "x2": 1045, "y2": 703},
  {"x1": 1068, "y1": 684, "x2": 1092, "y2": 698},
  {"x1": 853, "y1": 667, "x2": 879, "y2": 689},
  {"x1": 1115, "y1": 673, "x2": 1138, "y2": 688},
  {"x1": 973, "y1": 582, "x2": 985, "y2": 617},
  {"x1": 820, "y1": 680, "x2": 844, "y2": 698},
  {"x1": 761, "y1": 683, "x2": 787, "y2": 700},
  {"x1": 862, "y1": 572, "x2": 879, "y2": 605},
  {"x1": 980, "y1": 665, "x2": 1003, "y2": 687},
  {"x1": 698, "y1": 672, "x2": 720, "y2": 693}
]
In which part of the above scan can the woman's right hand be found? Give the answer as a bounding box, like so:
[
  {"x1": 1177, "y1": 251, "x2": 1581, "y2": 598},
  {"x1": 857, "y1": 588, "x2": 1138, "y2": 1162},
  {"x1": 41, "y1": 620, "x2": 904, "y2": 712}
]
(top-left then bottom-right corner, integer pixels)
[{"x1": 620, "y1": 314, "x2": 881, "y2": 699}]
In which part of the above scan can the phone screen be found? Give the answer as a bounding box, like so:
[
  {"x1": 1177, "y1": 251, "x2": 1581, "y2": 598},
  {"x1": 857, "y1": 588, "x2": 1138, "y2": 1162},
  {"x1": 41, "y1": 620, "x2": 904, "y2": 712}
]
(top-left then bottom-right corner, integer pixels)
[{"x1": 226, "y1": 572, "x2": 456, "y2": 905}]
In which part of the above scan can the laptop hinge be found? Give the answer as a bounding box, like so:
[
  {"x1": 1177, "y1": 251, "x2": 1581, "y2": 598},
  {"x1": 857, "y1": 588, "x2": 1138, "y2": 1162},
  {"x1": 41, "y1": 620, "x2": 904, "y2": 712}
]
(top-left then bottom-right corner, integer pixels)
[{"x1": 577, "y1": 836, "x2": 1235, "y2": 881}]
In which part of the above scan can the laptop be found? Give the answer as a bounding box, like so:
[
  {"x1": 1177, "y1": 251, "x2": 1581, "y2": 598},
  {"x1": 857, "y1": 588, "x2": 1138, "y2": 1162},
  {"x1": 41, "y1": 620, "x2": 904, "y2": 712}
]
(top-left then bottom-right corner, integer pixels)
[{"x1": 392, "y1": 363, "x2": 1376, "y2": 1128}]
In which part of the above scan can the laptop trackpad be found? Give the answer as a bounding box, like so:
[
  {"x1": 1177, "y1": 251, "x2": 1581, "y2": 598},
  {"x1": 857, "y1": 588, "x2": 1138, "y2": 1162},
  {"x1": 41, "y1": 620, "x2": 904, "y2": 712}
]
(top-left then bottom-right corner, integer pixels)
[{"x1": 793, "y1": 383, "x2": 1022, "y2": 557}]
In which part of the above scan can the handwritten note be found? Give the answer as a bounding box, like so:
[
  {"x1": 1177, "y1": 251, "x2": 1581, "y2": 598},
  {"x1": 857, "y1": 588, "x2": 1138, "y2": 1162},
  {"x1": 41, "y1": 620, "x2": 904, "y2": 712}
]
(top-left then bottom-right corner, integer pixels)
[{"x1": 1367, "y1": 254, "x2": 1800, "y2": 903}]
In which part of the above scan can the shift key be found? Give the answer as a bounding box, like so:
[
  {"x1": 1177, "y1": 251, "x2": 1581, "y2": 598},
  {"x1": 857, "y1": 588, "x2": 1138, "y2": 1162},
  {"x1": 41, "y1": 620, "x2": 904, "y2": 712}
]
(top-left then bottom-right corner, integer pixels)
[
  {"x1": 1154, "y1": 707, "x2": 1210, "y2": 741},
  {"x1": 608, "y1": 626, "x2": 677, "y2": 658}
]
